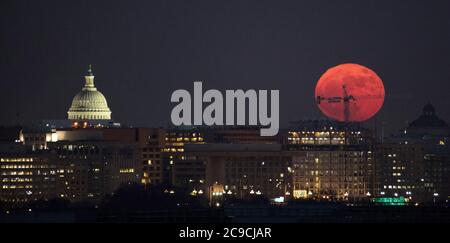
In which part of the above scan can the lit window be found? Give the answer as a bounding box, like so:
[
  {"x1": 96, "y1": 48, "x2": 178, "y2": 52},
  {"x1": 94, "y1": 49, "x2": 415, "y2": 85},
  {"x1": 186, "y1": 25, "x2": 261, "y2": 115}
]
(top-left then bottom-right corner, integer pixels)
[{"x1": 120, "y1": 168, "x2": 134, "y2": 173}]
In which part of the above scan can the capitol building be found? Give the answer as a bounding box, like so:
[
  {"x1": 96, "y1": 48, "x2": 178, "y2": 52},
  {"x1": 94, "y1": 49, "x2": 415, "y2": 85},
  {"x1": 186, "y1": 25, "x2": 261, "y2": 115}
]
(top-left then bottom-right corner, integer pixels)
[{"x1": 67, "y1": 66, "x2": 112, "y2": 121}]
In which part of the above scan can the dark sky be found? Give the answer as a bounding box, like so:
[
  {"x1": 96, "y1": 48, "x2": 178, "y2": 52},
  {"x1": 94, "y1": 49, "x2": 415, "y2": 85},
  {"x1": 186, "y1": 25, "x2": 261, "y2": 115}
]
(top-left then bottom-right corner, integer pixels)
[{"x1": 1, "y1": 0, "x2": 449, "y2": 133}]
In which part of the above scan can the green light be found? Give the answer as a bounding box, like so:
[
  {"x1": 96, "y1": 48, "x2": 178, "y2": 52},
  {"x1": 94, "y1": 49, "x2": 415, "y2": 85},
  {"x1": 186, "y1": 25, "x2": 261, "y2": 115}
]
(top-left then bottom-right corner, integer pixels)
[{"x1": 373, "y1": 197, "x2": 407, "y2": 206}]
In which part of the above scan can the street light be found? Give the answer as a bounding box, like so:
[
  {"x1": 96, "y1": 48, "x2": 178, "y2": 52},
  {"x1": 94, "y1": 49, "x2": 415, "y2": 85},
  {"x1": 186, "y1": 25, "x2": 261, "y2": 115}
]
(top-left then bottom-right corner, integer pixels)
[{"x1": 433, "y1": 193, "x2": 439, "y2": 204}]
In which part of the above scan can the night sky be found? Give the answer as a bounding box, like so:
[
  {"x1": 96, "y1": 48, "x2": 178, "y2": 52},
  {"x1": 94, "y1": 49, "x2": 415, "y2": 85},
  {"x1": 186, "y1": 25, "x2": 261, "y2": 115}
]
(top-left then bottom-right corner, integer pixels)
[{"x1": 1, "y1": 0, "x2": 450, "y2": 134}]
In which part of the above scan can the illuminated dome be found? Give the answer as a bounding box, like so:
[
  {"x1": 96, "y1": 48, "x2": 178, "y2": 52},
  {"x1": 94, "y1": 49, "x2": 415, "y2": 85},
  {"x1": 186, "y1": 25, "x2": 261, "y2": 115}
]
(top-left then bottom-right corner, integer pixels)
[{"x1": 67, "y1": 66, "x2": 112, "y2": 120}]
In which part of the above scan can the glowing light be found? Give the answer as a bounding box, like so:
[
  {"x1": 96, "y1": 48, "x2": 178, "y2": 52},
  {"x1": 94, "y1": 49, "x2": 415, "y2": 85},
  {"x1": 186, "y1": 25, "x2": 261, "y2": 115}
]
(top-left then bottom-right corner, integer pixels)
[
  {"x1": 373, "y1": 197, "x2": 407, "y2": 206},
  {"x1": 294, "y1": 190, "x2": 308, "y2": 199},
  {"x1": 273, "y1": 197, "x2": 285, "y2": 203},
  {"x1": 51, "y1": 133, "x2": 58, "y2": 142},
  {"x1": 119, "y1": 168, "x2": 134, "y2": 173}
]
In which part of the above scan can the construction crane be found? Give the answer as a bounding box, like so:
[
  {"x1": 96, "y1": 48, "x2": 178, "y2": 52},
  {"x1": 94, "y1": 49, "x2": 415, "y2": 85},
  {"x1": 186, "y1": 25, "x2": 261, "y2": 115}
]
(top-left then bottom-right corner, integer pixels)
[{"x1": 316, "y1": 85, "x2": 383, "y2": 123}]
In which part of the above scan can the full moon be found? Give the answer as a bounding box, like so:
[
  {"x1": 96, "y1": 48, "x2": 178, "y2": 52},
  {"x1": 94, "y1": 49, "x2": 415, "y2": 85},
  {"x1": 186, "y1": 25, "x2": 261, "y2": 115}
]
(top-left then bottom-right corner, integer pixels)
[{"x1": 315, "y1": 63, "x2": 385, "y2": 122}]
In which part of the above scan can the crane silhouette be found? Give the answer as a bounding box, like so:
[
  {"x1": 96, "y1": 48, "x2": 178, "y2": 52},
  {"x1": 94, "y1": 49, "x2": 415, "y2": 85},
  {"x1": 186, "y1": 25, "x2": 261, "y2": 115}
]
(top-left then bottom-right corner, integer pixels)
[{"x1": 316, "y1": 84, "x2": 383, "y2": 123}]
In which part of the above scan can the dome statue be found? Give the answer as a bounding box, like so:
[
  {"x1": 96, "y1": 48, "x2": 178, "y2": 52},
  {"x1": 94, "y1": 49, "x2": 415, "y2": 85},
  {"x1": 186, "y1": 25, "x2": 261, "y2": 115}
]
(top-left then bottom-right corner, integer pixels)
[{"x1": 67, "y1": 65, "x2": 112, "y2": 120}]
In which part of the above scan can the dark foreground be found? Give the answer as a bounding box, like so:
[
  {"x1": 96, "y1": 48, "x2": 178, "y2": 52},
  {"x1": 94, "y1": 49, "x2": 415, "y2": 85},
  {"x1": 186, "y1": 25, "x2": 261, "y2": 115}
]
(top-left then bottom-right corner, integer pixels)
[{"x1": 1, "y1": 202, "x2": 450, "y2": 223}]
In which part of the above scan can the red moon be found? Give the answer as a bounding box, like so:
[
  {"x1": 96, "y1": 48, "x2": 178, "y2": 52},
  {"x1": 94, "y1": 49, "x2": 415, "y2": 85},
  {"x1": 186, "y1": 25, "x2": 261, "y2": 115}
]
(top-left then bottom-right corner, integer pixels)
[{"x1": 315, "y1": 63, "x2": 385, "y2": 122}]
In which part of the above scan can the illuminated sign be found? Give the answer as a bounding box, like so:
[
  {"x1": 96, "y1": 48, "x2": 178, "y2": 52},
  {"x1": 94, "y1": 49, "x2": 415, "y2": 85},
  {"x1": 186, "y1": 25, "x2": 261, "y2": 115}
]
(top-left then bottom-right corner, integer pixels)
[{"x1": 373, "y1": 197, "x2": 407, "y2": 206}]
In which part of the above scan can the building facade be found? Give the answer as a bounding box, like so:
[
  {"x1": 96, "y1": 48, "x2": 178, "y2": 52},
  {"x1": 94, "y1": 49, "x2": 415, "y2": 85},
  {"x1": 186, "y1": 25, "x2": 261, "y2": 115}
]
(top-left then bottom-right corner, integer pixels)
[
  {"x1": 0, "y1": 145, "x2": 57, "y2": 205},
  {"x1": 49, "y1": 140, "x2": 140, "y2": 202},
  {"x1": 376, "y1": 143, "x2": 425, "y2": 202},
  {"x1": 287, "y1": 121, "x2": 376, "y2": 201},
  {"x1": 184, "y1": 144, "x2": 293, "y2": 203},
  {"x1": 381, "y1": 103, "x2": 450, "y2": 203}
]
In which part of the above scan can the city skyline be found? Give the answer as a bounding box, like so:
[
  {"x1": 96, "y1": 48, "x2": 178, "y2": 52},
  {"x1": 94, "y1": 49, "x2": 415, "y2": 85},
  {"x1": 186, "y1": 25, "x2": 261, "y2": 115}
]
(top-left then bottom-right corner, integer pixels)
[
  {"x1": 1, "y1": 0, "x2": 450, "y2": 133},
  {"x1": 1, "y1": 0, "x2": 450, "y2": 228}
]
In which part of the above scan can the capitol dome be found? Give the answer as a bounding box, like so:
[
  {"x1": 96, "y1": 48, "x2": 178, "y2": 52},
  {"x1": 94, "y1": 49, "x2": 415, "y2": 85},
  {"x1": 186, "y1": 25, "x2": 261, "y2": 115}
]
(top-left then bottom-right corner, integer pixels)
[{"x1": 67, "y1": 66, "x2": 112, "y2": 120}]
